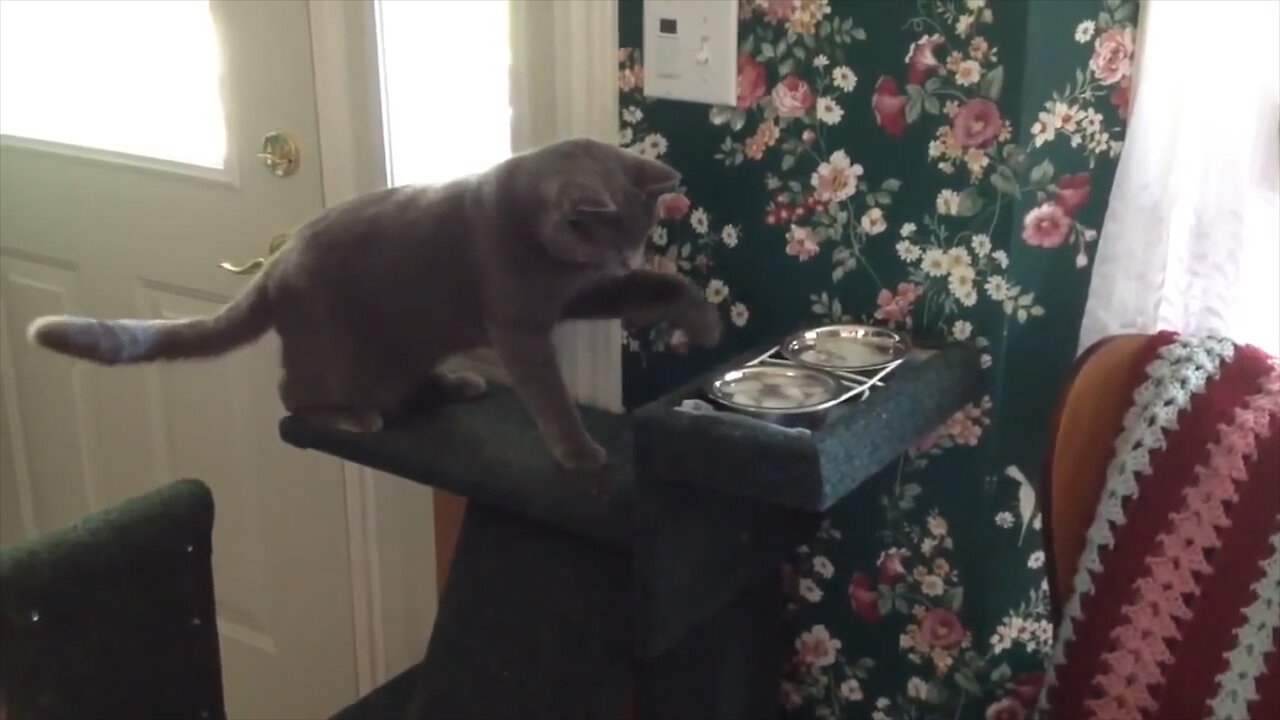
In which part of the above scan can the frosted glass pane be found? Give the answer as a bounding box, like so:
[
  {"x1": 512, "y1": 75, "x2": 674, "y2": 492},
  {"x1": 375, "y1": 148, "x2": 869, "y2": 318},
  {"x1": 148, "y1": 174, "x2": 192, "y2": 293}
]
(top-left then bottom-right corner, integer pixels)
[
  {"x1": 377, "y1": 0, "x2": 511, "y2": 186},
  {"x1": 0, "y1": 0, "x2": 227, "y2": 169}
]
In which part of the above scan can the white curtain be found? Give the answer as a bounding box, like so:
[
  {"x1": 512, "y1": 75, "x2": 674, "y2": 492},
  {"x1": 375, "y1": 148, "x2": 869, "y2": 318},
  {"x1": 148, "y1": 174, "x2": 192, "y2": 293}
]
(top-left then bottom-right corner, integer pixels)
[{"x1": 1077, "y1": 0, "x2": 1280, "y2": 357}]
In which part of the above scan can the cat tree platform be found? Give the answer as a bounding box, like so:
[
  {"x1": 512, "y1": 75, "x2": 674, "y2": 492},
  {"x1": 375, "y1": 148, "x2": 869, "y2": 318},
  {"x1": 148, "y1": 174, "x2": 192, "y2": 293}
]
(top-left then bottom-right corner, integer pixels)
[{"x1": 279, "y1": 342, "x2": 983, "y2": 719}]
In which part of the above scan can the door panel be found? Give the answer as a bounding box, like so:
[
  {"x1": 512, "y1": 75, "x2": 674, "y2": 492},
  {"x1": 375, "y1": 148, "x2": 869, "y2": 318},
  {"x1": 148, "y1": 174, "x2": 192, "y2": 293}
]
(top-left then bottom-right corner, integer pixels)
[
  {"x1": 0, "y1": 1, "x2": 359, "y2": 717},
  {"x1": 0, "y1": 253, "x2": 99, "y2": 533}
]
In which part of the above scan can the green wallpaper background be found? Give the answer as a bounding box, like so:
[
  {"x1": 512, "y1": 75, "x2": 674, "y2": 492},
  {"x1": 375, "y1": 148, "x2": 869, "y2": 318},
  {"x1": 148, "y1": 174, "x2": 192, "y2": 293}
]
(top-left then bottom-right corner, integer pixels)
[{"x1": 617, "y1": 0, "x2": 1139, "y2": 717}]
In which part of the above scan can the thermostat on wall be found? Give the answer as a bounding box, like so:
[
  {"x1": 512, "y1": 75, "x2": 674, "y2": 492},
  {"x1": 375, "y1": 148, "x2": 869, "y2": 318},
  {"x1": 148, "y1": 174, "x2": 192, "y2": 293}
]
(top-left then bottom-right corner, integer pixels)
[{"x1": 642, "y1": 0, "x2": 739, "y2": 107}]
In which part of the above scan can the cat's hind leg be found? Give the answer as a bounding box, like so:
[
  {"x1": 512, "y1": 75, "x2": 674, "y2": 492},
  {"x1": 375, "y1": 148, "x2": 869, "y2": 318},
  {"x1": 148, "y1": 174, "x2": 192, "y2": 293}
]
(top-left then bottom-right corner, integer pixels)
[
  {"x1": 280, "y1": 366, "x2": 385, "y2": 433},
  {"x1": 276, "y1": 332, "x2": 386, "y2": 433},
  {"x1": 381, "y1": 367, "x2": 488, "y2": 425}
]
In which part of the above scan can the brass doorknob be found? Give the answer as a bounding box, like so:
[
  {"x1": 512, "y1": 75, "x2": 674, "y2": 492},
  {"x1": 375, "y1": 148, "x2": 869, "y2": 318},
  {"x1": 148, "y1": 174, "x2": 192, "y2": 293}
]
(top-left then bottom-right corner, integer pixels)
[
  {"x1": 257, "y1": 130, "x2": 300, "y2": 177},
  {"x1": 219, "y1": 233, "x2": 292, "y2": 275}
]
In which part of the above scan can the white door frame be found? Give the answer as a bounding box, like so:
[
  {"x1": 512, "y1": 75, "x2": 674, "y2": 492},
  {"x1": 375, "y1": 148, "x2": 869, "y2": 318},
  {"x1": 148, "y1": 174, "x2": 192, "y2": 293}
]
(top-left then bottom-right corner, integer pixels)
[{"x1": 306, "y1": 0, "x2": 622, "y2": 693}]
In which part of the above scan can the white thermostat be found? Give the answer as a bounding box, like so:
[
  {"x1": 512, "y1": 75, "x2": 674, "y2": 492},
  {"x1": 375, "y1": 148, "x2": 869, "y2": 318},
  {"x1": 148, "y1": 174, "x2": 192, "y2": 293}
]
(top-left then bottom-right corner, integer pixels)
[{"x1": 642, "y1": 0, "x2": 739, "y2": 106}]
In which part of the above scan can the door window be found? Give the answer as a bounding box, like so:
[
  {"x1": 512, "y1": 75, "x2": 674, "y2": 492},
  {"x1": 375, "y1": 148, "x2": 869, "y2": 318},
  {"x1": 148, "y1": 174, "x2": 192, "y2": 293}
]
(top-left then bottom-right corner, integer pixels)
[{"x1": 0, "y1": 0, "x2": 226, "y2": 170}]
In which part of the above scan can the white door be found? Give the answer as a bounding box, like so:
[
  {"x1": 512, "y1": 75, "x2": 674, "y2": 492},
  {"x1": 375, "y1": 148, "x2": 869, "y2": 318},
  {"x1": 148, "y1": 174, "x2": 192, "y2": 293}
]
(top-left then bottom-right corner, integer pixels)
[{"x1": 0, "y1": 1, "x2": 360, "y2": 717}]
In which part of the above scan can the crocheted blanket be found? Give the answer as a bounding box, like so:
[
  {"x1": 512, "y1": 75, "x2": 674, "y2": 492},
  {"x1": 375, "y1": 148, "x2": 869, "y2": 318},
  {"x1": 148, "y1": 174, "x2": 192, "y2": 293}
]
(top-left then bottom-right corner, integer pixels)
[{"x1": 1038, "y1": 331, "x2": 1280, "y2": 720}]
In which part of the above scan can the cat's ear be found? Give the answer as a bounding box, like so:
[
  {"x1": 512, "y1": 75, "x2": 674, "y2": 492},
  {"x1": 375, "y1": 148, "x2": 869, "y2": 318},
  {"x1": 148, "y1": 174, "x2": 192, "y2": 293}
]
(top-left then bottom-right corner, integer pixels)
[
  {"x1": 536, "y1": 181, "x2": 620, "y2": 265},
  {"x1": 563, "y1": 182, "x2": 618, "y2": 218},
  {"x1": 631, "y1": 156, "x2": 682, "y2": 197}
]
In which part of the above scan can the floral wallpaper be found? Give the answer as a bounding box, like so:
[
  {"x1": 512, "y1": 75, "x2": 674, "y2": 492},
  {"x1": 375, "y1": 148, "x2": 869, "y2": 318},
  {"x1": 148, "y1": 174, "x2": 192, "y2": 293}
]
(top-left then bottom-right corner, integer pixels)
[{"x1": 618, "y1": 0, "x2": 1138, "y2": 717}]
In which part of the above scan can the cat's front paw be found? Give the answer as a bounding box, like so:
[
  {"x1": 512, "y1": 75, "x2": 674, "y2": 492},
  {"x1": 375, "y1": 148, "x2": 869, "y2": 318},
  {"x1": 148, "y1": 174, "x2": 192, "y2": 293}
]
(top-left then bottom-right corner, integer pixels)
[
  {"x1": 437, "y1": 370, "x2": 488, "y2": 400},
  {"x1": 677, "y1": 301, "x2": 723, "y2": 348},
  {"x1": 553, "y1": 438, "x2": 608, "y2": 471}
]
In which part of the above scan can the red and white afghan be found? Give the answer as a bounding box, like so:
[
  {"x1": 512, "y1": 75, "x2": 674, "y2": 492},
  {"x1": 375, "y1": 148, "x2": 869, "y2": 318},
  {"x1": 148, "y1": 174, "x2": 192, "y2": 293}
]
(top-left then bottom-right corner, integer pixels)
[{"x1": 1038, "y1": 331, "x2": 1280, "y2": 720}]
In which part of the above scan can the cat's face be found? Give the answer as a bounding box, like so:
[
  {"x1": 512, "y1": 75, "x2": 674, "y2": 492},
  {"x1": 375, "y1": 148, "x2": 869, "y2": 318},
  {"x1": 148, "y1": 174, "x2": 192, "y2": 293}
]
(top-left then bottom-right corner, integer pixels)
[{"x1": 535, "y1": 139, "x2": 681, "y2": 273}]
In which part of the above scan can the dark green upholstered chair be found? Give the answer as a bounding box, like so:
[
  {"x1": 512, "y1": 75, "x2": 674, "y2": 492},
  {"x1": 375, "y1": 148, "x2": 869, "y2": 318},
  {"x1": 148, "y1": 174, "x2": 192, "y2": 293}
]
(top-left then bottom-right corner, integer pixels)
[{"x1": 0, "y1": 478, "x2": 225, "y2": 720}]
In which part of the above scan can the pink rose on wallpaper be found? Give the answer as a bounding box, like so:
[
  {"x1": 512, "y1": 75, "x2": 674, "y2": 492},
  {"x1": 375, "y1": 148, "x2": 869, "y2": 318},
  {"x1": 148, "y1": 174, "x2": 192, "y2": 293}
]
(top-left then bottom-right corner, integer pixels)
[
  {"x1": 848, "y1": 572, "x2": 881, "y2": 623},
  {"x1": 947, "y1": 414, "x2": 983, "y2": 446},
  {"x1": 810, "y1": 150, "x2": 862, "y2": 202},
  {"x1": 951, "y1": 98, "x2": 1003, "y2": 148},
  {"x1": 772, "y1": 76, "x2": 815, "y2": 118},
  {"x1": 874, "y1": 282, "x2": 921, "y2": 324},
  {"x1": 1053, "y1": 173, "x2": 1091, "y2": 216},
  {"x1": 761, "y1": 0, "x2": 794, "y2": 23},
  {"x1": 872, "y1": 77, "x2": 909, "y2": 138},
  {"x1": 618, "y1": 64, "x2": 643, "y2": 91},
  {"x1": 915, "y1": 400, "x2": 988, "y2": 451},
  {"x1": 1022, "y1": 202, "x2": 1072, "y2": 248},
  {"x1": 919, "y1": 608, "x2": 966, "y2": 650},
  {"x1": 657, "y1": 192, "x2": 690, "y2": 220},
  {"x1": 1090, "y1": 27, "x2": 1134, "y2": 85},
  {"x1": 785, "y1": 225, "x2": 820, "y2": 260},
  {"x1": 958, "y1": 399, "x2": 991, "y2": 445},
  {"x1": 1111, "y1": 77, "x2": 1132, "y2": 120},
  {"x1": 877, "y1": 548, "x2": 909, "y2": 585},
  {"x1": 914, "y1": 428, "x2": 943, "y2": 453},
  {"x1": 905, "y1": 33, "x2": 945, "y2": 85},
  {"x1": 737, "y1": 55, "x2": 768, "y2": 109},
  {"x1": 985, "y1": 698, "x2": 1028, "y2": 720}
]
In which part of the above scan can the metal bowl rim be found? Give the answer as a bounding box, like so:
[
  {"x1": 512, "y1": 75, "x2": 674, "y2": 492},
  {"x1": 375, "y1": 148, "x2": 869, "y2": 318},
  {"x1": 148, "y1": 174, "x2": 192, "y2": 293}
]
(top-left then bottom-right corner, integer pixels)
[
  {"x1": 779, "y1": 324, "x2": 909, "y2": 371},
  {"x1": 703, "y1": 363, "x2": 847, "y2": 415}
]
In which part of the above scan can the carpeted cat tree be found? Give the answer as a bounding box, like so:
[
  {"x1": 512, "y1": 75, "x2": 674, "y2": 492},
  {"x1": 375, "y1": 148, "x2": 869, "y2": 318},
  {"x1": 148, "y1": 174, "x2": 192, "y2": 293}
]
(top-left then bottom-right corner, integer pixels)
[{"x1": 279, "y1": 340, "x2": 983, "y2": 719}]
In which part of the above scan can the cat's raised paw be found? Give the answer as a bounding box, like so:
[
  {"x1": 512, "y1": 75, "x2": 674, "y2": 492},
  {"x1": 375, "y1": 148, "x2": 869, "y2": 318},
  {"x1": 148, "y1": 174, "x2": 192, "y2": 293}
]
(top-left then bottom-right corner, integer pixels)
[
  {"x1": 553, "y1": 438, "x2": 608, "y2": 471},
  {"x1": 678, "y1": 302, "x2": 723, "y2": 348}
]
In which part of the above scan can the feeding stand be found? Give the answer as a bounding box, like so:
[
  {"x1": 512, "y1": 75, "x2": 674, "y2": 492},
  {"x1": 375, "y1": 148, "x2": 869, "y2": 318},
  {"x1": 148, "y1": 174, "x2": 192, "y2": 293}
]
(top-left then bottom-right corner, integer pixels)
[{"x1": 278, "y1": 340, "x2": 983, "y2": 719}]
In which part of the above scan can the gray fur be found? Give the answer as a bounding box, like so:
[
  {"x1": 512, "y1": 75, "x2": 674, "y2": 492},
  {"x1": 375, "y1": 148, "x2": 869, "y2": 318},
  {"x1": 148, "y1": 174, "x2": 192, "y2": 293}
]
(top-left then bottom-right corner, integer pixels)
[{"x1": 26, "y1": 138, "x2": 721, "y2": 470}]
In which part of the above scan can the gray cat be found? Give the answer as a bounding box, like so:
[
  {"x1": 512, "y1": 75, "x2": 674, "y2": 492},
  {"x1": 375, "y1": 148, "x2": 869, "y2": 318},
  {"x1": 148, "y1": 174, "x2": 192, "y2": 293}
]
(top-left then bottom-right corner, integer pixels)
[{"x1": 26, "y1": 138, "x2": 722, "y2": 470}]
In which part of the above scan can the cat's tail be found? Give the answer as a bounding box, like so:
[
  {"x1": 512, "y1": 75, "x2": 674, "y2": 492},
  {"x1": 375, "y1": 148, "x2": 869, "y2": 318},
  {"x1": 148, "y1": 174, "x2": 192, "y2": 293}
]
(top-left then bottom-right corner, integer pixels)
[{"x1": 26, "y1": 272, "x2": 272, "y2": 365}]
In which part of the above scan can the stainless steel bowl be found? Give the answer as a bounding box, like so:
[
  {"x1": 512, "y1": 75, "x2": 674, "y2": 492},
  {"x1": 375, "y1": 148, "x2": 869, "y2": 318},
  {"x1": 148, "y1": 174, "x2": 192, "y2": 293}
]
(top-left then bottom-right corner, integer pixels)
[
  {"x1": 780, "y1": 324, "x2": 908, "y2": 372},
  {"x1": 704, "y1": 364, "x2": 851, "y2": 428}
]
